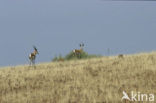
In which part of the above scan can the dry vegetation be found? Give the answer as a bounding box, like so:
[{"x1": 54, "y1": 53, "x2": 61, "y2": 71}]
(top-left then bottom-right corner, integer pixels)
[{"x1": 0, "y1": 52, "x2": 156, "y2": 103}]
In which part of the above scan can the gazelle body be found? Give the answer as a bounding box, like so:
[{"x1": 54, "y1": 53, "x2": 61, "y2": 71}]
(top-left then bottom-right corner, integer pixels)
[
  {"x1": 73, "y1": 43, "x2": 84, "y2": 58},
  {"x1": 29, "y1": 46, "x2": 39, "y2": 66},
  {"x1": 73, "y1": 48, "x2": 83, "y2": 55},
  {"x1": 118, "y1": 54, "x2": 124, "y2": 58}
]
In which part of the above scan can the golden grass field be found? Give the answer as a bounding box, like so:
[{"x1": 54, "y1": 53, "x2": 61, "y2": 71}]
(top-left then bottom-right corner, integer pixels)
[{"x1": 0, "y1": 52, "x2": 156, "y2": 103}]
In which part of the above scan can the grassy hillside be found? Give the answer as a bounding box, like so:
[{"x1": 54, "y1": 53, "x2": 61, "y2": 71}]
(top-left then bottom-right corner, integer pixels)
[{"x1": 0, "y1": 52, "x2": 156, "y2": 103}]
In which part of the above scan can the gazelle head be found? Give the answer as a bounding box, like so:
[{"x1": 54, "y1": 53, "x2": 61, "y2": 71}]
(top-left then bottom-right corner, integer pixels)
[
  {"x1": 33, "y1": 46, "x2": 39, "y2": 55},
  {"x1": 79, "y1": 43, "x2": 84, "y2": 50}
]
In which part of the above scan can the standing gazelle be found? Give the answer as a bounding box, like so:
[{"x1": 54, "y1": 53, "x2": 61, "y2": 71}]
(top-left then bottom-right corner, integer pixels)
[
  {"x1": 73, "y1": 43, "x2": 84, "y2": 58},
  {"x1": 29, "y1": 46, "x2": 39, "y2": 66}
]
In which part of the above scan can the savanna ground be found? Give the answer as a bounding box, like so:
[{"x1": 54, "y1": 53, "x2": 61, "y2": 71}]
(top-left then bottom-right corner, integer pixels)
[{"x1": 0, "y1": 52, "x2": 156, "y2": 103}]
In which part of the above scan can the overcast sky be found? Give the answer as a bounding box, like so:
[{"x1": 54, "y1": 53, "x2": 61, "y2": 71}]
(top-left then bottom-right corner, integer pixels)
[{"x1": 0, "y1": 0, "x2": 156, "y2": 66}]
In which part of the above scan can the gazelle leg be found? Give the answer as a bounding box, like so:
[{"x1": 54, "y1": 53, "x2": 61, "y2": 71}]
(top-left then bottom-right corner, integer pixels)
[
  {"x1": 29, "y1": 60, "x2": 32, "y2": 66},
  {"x1": 32, "y1": 60, "x2": 34, "y2": 66},
  {"x1": 29, "y1": 59, "x2": 34, "y2": 66},
  {"x1": 32, "y1": 60, "x2": 36, "y2": 68},
  {"x1": 33, "y1": 59, "x2": 36, "y2": 66},
  {"x1": 77, "y1": 53, "x2": 80, "y2": 58}
]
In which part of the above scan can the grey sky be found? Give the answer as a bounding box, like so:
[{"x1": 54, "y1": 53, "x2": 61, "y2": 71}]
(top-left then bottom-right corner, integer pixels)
[{"x1": 0, "y1": 0, "x2": 156, "y2": 66}]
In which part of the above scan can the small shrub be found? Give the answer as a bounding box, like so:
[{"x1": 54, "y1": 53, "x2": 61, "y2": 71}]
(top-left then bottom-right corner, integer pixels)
[{"x1": 52, "y1": 51, "x2": 101, "y2": 61}]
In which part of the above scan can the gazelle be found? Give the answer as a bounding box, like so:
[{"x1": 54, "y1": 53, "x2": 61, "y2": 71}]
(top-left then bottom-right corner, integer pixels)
[
  {"x1": 118, "y1": 54, "x2": 124, "y2": 58},
  {"x1": 29, "y1": 46, "x2": 39, "y2": 66},
  {"x1": 73, "y1": 43, "x2": 84, "y2": 58}
]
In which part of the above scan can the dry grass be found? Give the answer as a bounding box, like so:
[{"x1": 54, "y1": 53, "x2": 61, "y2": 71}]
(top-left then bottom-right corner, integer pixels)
[{"x1": 0, "y1": 52, "x2": 156, "y2": 103}]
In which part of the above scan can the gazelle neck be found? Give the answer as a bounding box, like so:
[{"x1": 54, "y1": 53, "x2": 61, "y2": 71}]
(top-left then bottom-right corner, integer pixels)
[
  {"x1": 80, "y1": 47, "x2": 83, "y2": 51},
  {"x1": 33, "y1": 50, "x2": 38, "y2": 55}
]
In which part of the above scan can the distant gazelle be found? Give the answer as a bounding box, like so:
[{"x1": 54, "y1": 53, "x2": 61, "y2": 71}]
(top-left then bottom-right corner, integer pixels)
[
  {"x1": 29, "y1": 46, "x2": 39, "y2": 66},
  {"x1": 118, "y1": 54, "x2": 124, "y2": 58},
  {"x1": 73, "y1": 43, "x2": 84, "y2": 58}
]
